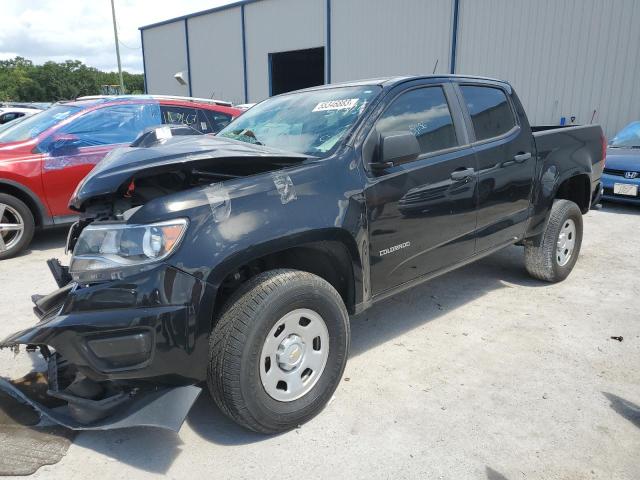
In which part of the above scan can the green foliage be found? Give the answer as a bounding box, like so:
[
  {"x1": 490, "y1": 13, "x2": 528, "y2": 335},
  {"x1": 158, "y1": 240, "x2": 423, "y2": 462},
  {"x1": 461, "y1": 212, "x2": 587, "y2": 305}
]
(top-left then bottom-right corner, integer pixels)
[{"x1": 0, "y1": 56, "x2": 145, "y2": 102}]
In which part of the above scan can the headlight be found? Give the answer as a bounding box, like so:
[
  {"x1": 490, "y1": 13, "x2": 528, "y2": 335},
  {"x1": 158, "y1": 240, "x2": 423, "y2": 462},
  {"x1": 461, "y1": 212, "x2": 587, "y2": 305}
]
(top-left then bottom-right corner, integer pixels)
[{"x1": 69, "y1": 218, "x2": 188, "y2": 282}]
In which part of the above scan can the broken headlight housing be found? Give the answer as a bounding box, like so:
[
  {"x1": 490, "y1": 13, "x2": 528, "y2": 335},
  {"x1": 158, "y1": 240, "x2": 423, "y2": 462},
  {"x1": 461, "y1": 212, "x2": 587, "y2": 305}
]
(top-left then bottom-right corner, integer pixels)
[{"x1": 69, "y1": 218, "x2": 188, "y2": 283}]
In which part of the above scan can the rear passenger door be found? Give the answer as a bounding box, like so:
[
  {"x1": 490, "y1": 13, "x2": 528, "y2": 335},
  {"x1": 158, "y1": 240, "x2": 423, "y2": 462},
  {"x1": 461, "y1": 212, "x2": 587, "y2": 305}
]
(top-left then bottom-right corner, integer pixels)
[
  {"x1": 457, "y1": 84, "x2": 535, "y2": 251},
  {"x1": 364, "y1": 82, "x2": 478, "y2": 296}
]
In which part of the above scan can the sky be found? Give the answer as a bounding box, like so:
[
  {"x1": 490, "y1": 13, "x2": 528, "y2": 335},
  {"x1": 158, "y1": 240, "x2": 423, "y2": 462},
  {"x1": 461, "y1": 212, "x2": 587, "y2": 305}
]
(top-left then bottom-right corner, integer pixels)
[{"x1": 0, "y1": 0, "x2": 236, "y2": 73}]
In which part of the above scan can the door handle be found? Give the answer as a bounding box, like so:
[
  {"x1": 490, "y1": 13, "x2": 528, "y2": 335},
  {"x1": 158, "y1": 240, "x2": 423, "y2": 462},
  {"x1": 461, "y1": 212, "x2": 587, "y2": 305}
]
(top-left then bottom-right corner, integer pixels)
[
  {"x1": 513, "y1": 152, "x2": 532, "y2": 163},
  {"x1": 450, "y1": 167, "x2": 475, "y2": 181}
]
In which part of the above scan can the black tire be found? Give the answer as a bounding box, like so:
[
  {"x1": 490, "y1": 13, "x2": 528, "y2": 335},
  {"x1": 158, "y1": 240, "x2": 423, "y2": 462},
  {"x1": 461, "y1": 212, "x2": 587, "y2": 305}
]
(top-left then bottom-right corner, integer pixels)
[
  {"x1": 0, "y1": 193, "x2": 35, "y2": 260},
  {"x1": 208, "y1": 269, "x2": 350, "y2": 434},
  {"x1": 524, "y1": 199, "x2": 583, "y2": 282}
]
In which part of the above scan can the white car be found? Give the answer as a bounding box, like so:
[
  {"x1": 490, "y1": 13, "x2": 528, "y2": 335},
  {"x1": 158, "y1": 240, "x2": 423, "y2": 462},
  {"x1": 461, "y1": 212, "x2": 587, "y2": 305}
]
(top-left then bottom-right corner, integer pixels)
[{"x1": 0, "y1": 107, "x2": 41, "y2": 125}]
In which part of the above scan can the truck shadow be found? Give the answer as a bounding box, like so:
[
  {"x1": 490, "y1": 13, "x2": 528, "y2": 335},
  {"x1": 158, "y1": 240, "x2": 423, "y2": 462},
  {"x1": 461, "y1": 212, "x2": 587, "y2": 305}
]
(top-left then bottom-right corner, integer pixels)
[
  {"x1": 602, "y1": 392, "x2": 640, "y2": 429},
  {"x1": 350, "y1": 244, "x2": 546, "y2": 357}
]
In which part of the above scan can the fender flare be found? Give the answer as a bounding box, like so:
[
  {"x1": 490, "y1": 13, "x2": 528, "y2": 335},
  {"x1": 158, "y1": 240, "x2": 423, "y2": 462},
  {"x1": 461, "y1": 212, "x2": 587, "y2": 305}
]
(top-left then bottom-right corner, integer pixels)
[
  {"x1": 0, "y1": 179, "x2": 52, "y2": 227},
  {"x1": 207, "y1": 227, "x2": 364, "y2": 312},
  {"x1": 525, "y1": 168, "x2": 591, "y2": 243}
]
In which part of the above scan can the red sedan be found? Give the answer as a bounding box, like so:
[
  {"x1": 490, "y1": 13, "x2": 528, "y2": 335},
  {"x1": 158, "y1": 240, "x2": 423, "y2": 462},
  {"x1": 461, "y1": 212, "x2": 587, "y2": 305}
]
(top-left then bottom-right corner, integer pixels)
[{"x1": 0, "y1": 95, "x2": 241, "y2": 258}]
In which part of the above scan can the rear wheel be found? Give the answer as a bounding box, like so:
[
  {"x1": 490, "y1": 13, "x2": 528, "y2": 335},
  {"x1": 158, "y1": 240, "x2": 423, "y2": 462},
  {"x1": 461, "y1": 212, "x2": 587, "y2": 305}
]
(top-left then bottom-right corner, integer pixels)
[
  {"x1": 0, "y1": 193, "x2": 35, "y2": 260},
  {"x1": 208, "y1": 269, "x2": 350, "y2": 434},
  {"x1": 524, "y1": 199, "x2": 583, "y2": 282}
]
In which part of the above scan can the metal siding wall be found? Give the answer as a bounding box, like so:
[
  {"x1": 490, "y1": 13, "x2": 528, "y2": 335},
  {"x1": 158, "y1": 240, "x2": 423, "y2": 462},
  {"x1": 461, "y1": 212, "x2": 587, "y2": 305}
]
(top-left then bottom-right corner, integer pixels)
[
  {"x1": 331, "y1": 0, "x2": 453, "y2": 82},
  {"x1": 244, "y1": 0, "x2": 325, "y2": 102},
  {"x1": 456, "y1": 0, "x2": 640, "y2": 138},
  {"x1": 187, "y1": 8, "x2": 245, "y2": 104},
  {"x1": 142, "y1": 22, "x2": 189, "y2": 96}
]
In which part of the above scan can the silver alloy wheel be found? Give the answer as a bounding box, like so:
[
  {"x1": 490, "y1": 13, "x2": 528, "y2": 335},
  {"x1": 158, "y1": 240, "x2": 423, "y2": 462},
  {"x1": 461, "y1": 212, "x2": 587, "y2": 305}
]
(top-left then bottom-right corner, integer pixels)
[
  {"x1": 260, "y1": 308, "x2": 330, "y2": 402},
  {"x1": 0, "y1": 203, "x2": 25, "y2": 253},
  {"x1": 556, "y1": 218, "x2": 576, "y2": 266}
]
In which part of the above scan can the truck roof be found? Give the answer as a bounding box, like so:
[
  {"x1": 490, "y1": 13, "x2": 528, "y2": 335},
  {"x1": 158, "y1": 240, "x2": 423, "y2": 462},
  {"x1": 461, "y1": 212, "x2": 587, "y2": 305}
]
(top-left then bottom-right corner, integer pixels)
[{"x1": 296, "y1": 74, "x2": 512, "y2": 93}]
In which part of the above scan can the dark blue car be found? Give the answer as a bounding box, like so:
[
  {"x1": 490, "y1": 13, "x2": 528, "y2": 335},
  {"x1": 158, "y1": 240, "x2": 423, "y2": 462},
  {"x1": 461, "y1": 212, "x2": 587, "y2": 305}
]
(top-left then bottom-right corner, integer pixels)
[{"x1": 602, "y1": 122, "x2": 640, "y2": 205}]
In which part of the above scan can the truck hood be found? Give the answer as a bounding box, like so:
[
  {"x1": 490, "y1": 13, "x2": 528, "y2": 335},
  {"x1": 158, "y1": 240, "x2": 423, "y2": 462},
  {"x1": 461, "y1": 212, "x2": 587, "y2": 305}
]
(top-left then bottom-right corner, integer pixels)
[
  {"x1": 69, "y1": 134, "x2": 308, "y2": 210},
  {"x1": 605, "y1": 147, "x2": 640, "y2": 171}
]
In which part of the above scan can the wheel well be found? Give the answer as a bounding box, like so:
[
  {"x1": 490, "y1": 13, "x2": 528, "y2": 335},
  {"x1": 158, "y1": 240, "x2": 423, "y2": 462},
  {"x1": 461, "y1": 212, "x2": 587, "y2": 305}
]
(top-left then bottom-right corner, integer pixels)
[
  {"x1": 214, "y1": 241, "x2": 356, "y2": 320},
  {"x1": 554, "y1": 174, "x2": 590, "y2": 213},
  {"x1": 0, "y1": 183, "x2": 44, "y2": 227}
]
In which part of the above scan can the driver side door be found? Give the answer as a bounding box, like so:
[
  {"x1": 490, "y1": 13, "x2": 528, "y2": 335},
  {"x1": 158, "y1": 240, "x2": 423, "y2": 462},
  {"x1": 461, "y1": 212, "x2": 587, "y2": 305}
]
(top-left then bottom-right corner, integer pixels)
[{"x1": 364, "y1": 82, "x2": 478, "y2": 296}]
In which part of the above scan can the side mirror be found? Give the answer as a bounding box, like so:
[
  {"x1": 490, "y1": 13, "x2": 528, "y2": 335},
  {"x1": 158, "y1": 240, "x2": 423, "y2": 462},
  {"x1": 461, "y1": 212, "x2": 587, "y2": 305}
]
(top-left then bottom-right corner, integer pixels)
[
  {"x1": 47, "y1": 134, "x2": 81, "y2": 156},
  {"x1": 372, "y1": 132, "x2": 420, "y2": 171}
]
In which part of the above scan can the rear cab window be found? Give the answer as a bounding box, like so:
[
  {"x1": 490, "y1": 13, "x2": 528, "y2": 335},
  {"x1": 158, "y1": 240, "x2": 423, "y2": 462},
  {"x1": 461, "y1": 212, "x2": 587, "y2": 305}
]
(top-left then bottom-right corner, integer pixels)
[{"x1": 459, "y1": 85, "x2": 517, "y2": 141}]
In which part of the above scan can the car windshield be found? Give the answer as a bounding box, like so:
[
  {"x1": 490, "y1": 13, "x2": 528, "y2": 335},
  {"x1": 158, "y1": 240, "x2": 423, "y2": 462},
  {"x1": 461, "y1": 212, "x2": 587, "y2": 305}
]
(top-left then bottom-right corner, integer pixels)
[
  {"x1": 610, "y1": 121, "x2": 640, "y2": 148},
  {"x1": 218, "y1": 86, "x2": 381, "y2": 156},
  {"x1": 0, "y1": 104, "x2": 81, "y2": 143}
]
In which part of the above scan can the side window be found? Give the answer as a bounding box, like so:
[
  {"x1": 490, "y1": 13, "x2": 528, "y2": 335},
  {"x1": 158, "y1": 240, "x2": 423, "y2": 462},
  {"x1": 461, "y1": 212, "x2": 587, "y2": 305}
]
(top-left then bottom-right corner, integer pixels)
[
  {"x1": 203, "y1": 110, "x2": 233, "y2": 133},
  {"x1": 160, "y1": 105, "x2": 199, "y2": 129},
  {"x1": 56, "y1": 103, "x2": 161, "y2": 147},
  {"x1": 375, "y1": 86, "x2": 458, "y2": 156},
  {"x1": 0, "y1": 112, "x2": 22, "y2": 124},
  {"x1": 459, "y1": 85, "x2": 516, "y2": 141}
]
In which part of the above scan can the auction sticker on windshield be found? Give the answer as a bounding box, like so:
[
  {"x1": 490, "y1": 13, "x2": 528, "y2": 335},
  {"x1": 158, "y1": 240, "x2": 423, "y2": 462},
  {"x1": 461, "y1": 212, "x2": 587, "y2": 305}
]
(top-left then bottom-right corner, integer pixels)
[{"x1": 313, "y1": 99, "x2": 359, "y2": 112}]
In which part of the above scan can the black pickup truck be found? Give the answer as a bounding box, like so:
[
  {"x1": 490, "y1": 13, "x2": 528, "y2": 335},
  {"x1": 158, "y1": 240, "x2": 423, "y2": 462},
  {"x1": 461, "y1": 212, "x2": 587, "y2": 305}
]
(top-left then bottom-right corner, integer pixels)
[{"x1": 0, "y1": 75, "x2": 604, "y2": 434}]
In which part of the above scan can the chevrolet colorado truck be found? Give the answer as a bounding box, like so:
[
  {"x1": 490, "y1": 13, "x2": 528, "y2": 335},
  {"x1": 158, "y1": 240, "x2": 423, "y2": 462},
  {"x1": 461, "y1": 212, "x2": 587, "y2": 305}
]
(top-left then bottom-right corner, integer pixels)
[{"x1": 0, "y1": 76, "x2": 605, "y2": 434}]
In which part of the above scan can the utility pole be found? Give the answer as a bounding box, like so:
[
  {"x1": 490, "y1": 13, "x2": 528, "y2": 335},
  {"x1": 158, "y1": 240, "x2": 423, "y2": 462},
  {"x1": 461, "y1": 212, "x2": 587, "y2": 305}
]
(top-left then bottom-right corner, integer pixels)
[{"x1": 110, "y1": 0, "x2": 125, "y2": 94}]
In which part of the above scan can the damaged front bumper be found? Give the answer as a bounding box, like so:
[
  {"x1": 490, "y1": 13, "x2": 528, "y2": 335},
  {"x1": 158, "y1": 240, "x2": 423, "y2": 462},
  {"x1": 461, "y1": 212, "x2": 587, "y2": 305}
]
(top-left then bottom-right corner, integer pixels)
[
  {"x1": 0, "y1": 262, "x2": 215, "y2": 431},
  {"x1": 0, "y1": 372, "x2": 200, "y2": 431}
]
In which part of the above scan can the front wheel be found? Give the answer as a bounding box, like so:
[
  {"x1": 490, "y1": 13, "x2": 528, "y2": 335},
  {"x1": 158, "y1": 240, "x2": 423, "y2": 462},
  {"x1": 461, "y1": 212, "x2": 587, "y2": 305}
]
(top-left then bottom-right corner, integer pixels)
[
  {"x1": 524, "y1": 199, "x2": 583, "y2": 282},
  {"x1": 208, "y1": 269, "x2": 350, "y2": 434},
  {"x1": 0, "y1": 193, "x2": 35, "y2": 260}
]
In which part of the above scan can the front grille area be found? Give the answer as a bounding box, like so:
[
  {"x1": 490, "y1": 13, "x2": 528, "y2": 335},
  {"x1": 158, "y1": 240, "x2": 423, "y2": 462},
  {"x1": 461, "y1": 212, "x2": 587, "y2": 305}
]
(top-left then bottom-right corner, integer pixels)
[
  {"x1": 604, "y1": 168, "x2": 639, "y2": 177},
  {"x1": 604, "y1": 168, "x2": 627, "y2": 177}
]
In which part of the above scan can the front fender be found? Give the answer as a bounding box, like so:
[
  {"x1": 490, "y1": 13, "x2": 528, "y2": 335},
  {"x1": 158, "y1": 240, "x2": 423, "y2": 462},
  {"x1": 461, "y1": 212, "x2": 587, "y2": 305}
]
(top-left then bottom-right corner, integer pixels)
[{"x1": 129, "y1": 155, "x2": 368, "y2": 307}]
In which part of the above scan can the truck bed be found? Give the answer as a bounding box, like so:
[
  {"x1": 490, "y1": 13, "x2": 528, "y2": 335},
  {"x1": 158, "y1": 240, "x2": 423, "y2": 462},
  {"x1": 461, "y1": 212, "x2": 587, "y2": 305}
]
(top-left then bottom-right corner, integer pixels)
[{"x1": 532, "y1": 124, "x2": 605, "y2": 190}]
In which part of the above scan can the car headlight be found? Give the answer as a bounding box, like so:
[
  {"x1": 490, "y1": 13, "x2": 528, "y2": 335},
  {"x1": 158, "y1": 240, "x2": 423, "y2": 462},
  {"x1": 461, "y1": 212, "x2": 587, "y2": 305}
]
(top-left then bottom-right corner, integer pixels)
[{"x1": 69, "y1": 218, "x2": 188, "y2": 283}]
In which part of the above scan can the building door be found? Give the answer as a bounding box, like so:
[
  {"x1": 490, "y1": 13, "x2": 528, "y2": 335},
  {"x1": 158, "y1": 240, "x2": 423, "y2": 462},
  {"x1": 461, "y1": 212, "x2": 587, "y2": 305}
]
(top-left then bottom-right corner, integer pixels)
[{"x1": 270, "y1": 47, "x2": 324, "y2": 96}]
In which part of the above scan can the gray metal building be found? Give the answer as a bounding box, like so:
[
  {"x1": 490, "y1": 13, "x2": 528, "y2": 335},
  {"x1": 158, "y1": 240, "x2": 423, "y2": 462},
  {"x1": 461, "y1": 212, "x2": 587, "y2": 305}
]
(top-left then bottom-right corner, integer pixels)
[{"x1": 140, "y1": 0, "x2": 640, "y2": 137}]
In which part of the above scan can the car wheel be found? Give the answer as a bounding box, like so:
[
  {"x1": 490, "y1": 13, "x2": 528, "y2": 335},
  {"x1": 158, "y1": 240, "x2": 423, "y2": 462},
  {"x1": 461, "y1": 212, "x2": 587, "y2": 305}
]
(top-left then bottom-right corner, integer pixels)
[
  {"x1": 0, "y1": 193, "x2": 35, "y2": 260},
  {"x1": 524, "y1": 199, "x2": 583, "y2": 282},
  {"x1": 208, "y1": 269, "x2": 350, "y2": 434}
]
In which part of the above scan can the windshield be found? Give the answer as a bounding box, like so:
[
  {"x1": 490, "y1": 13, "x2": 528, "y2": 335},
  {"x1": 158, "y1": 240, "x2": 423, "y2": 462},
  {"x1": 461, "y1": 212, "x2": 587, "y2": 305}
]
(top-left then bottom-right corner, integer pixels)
[
  {"x1": 218, "y1": 86, "x2": 381, "y2": 156},
  {"x1": 610, "y1": 121, "x2": 640, "y2": 148},
  {"x1": 0, "y1": 104, "x2": 81, "y2": 143}
]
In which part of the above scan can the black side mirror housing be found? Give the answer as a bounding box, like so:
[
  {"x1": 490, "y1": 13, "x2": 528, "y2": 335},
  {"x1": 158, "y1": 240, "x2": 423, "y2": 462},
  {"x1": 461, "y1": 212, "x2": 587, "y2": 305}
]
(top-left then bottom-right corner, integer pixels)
[{"x1": 372, "y1": 132, "x2": 420, "y2": 171}]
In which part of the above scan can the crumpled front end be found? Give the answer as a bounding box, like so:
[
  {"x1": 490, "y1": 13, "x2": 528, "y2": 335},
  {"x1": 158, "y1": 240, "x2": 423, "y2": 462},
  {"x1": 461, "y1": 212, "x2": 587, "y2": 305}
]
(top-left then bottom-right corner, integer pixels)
[{"x1": 0, "y1": 263, "x2": 214, "y2": 431}]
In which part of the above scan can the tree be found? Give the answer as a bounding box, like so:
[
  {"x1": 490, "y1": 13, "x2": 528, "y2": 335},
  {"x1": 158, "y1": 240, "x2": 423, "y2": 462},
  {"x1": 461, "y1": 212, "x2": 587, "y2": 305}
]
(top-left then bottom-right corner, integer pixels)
[{"x1": 0, "y1": 56, "x2": 145, "y2": 102}]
